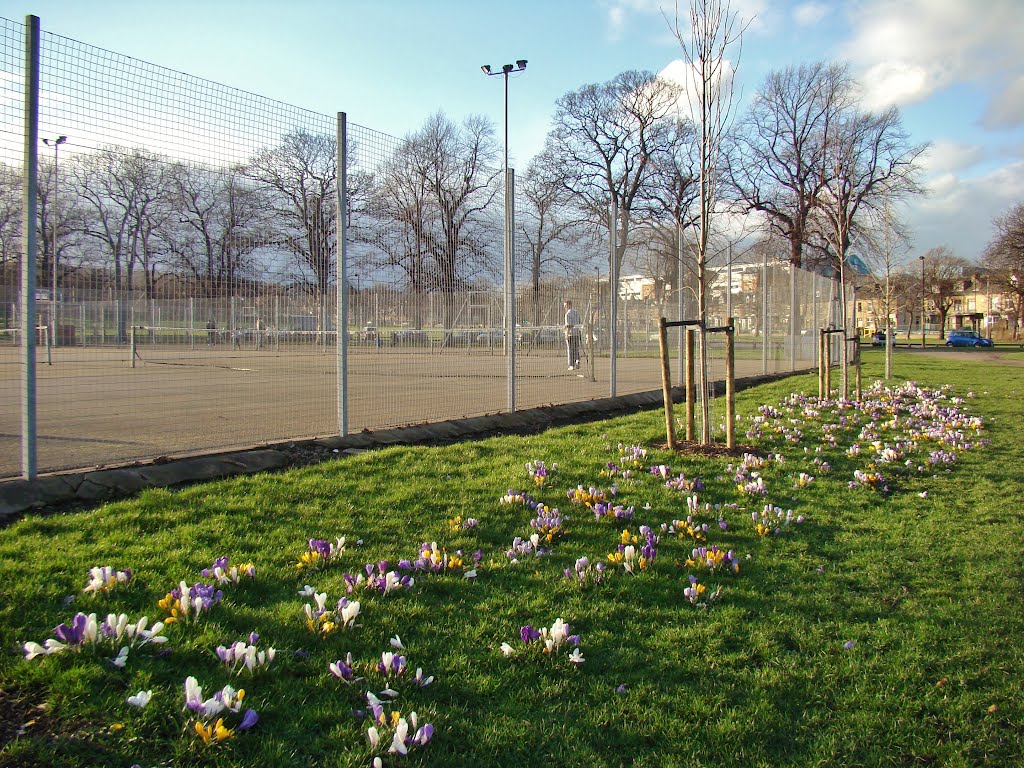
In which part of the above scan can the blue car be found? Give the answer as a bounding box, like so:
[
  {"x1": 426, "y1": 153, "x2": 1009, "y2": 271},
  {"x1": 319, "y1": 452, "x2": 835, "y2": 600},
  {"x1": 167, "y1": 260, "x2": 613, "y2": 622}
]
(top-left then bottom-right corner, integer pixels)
[{"x1": 945, "y1": 329, "x2": 993, "y2": 348}]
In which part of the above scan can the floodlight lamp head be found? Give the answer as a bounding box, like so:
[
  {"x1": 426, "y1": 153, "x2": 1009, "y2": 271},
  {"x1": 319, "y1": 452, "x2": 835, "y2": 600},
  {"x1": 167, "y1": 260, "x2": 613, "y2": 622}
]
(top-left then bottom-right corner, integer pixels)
[
  {"x1": 502, "y1": 63, "x2": 514, "y2": 74},
  {"x1": 481, "y1": 65, "x2": 492, "y2": 74},
  {"x1": 516, "y1": 59, "x2": 527, "y2": 70},
  {"x1": 57, "y1": 135, "x2": 67, "y2": 144}
]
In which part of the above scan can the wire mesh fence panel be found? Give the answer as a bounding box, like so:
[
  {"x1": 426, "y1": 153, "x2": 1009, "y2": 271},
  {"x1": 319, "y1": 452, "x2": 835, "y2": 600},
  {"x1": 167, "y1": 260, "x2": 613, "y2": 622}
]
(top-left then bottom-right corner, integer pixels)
[
  {"x1": 2, "y1": 16, "x2": 851, "y2": 479},
  {"x1": 1, "y1": 19, "x2": 343, "y2": 477}
]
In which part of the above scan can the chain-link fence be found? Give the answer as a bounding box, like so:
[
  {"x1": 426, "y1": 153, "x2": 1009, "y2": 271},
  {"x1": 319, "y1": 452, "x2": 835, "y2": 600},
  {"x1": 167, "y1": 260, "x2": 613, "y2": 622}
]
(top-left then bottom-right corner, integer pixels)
[{"x1": 1, "y1": 16, "x2": 847, "y2": 479}]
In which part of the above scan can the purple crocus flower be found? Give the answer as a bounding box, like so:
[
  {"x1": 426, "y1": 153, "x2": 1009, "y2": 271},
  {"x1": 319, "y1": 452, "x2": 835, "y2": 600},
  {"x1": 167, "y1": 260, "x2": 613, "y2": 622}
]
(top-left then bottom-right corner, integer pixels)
[
  {"x1": 54, "y1": 613, "x2": 88, "y2": 646},
  {"x1": 520, "y1": 625, "x2": 540, "y2": 644},
  {"x1": 237, "y1": 708, "x2": 259, "y2": 731}
]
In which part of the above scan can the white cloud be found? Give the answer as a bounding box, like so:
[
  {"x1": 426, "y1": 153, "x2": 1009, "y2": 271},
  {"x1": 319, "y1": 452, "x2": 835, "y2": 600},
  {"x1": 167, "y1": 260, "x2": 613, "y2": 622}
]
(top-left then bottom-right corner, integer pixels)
[
  {"x1": 983, "y1": 73, "x2": 1024, "y2": 130},
  {"x1": 792, "y1": 2, "x2": 829, "y2": 27},
  {"x1": 841, "y1": 0, "x2": 1024, "y2": 114},
  {"x1": 920, "y1": 140, "x2": 985, "y2": 176},
  {"x1": 904, "y1": 160, "x2": 1024, "y2": 259}
]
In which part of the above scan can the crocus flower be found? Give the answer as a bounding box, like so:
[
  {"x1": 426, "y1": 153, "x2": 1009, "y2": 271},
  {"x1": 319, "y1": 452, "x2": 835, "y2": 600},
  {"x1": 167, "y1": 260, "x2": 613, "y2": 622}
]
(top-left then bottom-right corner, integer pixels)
[{"x1": 126, "y1": 690, "x2": 152, "y2": 708}]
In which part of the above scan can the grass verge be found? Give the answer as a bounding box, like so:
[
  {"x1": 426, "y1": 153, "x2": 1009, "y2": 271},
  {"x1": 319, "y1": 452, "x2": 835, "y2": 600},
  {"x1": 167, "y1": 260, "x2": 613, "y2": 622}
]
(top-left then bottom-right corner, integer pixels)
[{"x1": 1, "y1": 353, "x2": 1022, "y2": 768}]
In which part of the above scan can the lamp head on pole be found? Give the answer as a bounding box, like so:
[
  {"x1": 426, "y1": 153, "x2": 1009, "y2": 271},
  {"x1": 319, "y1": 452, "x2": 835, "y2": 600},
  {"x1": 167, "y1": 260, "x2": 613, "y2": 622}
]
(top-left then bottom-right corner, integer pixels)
[{"x1": 480, "y1": 64, "x2": 491, "y2": 74}]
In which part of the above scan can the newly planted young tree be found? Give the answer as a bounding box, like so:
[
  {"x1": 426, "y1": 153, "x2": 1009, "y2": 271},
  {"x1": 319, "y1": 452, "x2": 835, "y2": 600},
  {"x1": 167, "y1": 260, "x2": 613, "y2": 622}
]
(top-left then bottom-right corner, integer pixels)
[{"x1": 666, "y1": 0, "x2": 748, "y2": 443}]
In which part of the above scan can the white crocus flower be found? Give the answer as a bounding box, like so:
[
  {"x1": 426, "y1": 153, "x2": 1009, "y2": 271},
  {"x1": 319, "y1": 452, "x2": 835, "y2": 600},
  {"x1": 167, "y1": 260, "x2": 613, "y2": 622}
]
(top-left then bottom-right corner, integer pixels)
[
  {"x1": 500, "y1": 642, "x2": 515, "y2": 657},
  {"x1": 390, "y1": 635, "x2": 404, "y2": 649},
  {"x1": 126, "y1": 690, "x2": 152, "y2": 707},
  {"x1": 366, "y1": 725, "x2": 380, "y2": 749},
  {"x1": 568, "y1": 648, "x2": 585, "y2": 664},
  {"x1": 389, "y1": 717, "x2": 410, "y2": 755},
  {"x1": 111, "y1": 646, "x2": 129, "y2": 668},
  {"x1": 22, "y1": 641, "x2": 49, "y2": 660}
]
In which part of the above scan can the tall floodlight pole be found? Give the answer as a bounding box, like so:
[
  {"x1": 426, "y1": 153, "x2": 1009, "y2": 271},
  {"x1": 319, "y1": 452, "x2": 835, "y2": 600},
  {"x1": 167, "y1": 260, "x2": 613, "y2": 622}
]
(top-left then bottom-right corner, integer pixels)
[
  {"x1": 919, "y1": 254, "x2": 926, "y2": 348},
  {"x1": 482, "y1": 59, "x2": 526, "y2": 412},
  {"x1": 42, "y1": 134, "x2": 66, "y2": 348}
]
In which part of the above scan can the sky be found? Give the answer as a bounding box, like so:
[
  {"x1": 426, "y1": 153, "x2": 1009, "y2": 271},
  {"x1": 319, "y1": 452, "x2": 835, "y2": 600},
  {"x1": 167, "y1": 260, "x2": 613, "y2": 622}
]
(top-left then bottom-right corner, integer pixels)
[{"x1": 12, "y1": 0, "x2": 1024, "y2": 264}]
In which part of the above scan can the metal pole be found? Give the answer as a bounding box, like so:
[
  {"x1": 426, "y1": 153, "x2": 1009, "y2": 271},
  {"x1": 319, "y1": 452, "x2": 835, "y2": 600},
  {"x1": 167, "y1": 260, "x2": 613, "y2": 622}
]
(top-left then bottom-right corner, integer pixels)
[
  {"x1": 725, "y1": 317, "x2": 735, "y2": 449},
  {"x1": 677, "y1": 221, "x2": 685, "y2": 385},
  {"x1": 761, "y1": 251, "x2": 768, "y2": 375},
  {"x1": 337, "y1": 112, "x2": 348, "y2": 435},
  {"x1": 919, "y1": 255, "x2": 926, "y2": 348},
  {"x1": 506, "y1": 167, "x2": 516, "y2": 412},
  {"x1": 21, "y1": 15, "x2": 40, "y2": 480},
  {"x1": 609, "y1": 199, "x2": 618, "y2": 398},
  {"x1": 726, "y1": 243, "x2": 733, "y2": 320}
]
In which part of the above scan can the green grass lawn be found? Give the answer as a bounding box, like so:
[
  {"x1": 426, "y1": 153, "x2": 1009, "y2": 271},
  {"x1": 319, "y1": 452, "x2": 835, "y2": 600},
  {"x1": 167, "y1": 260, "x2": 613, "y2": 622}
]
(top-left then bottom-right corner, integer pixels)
[{"x1": 1, "y1": 354, "x2": 1022, "y2": 768}]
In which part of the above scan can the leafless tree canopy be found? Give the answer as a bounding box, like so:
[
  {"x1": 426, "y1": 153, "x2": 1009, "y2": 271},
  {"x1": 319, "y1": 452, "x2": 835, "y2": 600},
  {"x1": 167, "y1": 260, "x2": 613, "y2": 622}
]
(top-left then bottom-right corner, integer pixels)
[{"x1": 545, "y1": 70, "x2": 682, "y2": 278}]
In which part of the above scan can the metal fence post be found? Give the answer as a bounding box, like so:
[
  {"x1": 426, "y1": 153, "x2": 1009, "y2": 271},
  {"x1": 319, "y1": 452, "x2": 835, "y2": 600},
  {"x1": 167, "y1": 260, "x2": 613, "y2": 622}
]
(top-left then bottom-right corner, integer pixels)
[
  {"x1": 337, "y1": 111, "x2": 348, "y2": 436},
  {"x1": 609, "y1": 200, "x2": 617, "y2": 398},
  {"x1": 20, "y1": 15, "x2": 40, "y2": 479},
  {"x1": 506, "y1": 167, "x2": 516, "y2": 413}
]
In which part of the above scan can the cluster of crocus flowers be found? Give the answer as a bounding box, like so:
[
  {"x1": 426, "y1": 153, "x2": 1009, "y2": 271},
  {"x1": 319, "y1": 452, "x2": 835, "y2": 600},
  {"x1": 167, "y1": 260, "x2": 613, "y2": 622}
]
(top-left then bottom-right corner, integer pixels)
[
  {"x1": 201, "y1": 556, "x2": 255, "y2": 585},
  {"x1": 530, "y1": 505, "x2": 566, "y2": 542},
  {"x1": 502, "y1": 618, "x2": 583, "y2": 664},
  {"x1": 668, "y1": 516, "x2": 709, "y2": 543},
  {"x1": 793, "y1": 472, "x2": 815, "y2": 489},
  {"x1": 183, "y1": 676, "x2": 258, "y2": 746},
  {"x1": 685, "y1": 545, "x2": 740, "y2": 575},
  {"x1": 649, "y1": 464, "x2": 672, "y2": 480},
  {"x1": 505, "y1": 534, "x2": 549, "y2": 563},
  {"x1": 753, "y1": 505, "x2": 803, "y2": 537},
  {"x1": 83, "y1": 566, "x2": 132, "y2": 595},
  {"x1": 566, "y1": 484, "x2": 609, "y2": 509},
  {"x1": 590, "y1": 501, "x2": 634, "y2": 521},
  {"x1": 665, "y1": 472, "x2": 704, "y2": 493},
  {"x1": 366, "y1": 709, "x2": 434, "y2": 762},
  {"x1": 683, "y1": 575, "x2": 722, "y2": 606},
  {"x1": 296, "y1": 536, "x2": 347, "y2": 571},
  {"x1": 447, "y1": 515, "x2": 479, "y2": 531},
  {"x1": 526, "y1": 459, "x2": 557, "y2": 486},
  {"x1": 736, "y1": 474, "x2": 768, "y2": 496},
  {"x1": 158, "y1": 581, "x2": 223, "y2": 624},
  {"x1": 215, "y1": 633, "x2": 275, "y2": 675},
  {"x1": 564, "y1": 556, "x2": 606, "y2": 586},
  {"x1": 607, "y1": 527, "x2": 657, "y2": 574},
  {"x1": 599, "y1": 461, "x2": 634, "y2": 480},
  {"x1": 851, "y1": 467, "x2": 888, "y2": 492},
  {"x1": 617, "y1": 443, "x2": 647, "y2": 470},
  {"x1": 304, "y1": 592, "x2": 360, "y2": 637},
  {"x1": 23, "y1": 611, "x2": 167, "y2": 661},
  {"x1": 499, "y1": 489, "x2": 537, "y2": 507},
  {"x1": 410, "y1": 542, "x2": 477, "y2": 578}
]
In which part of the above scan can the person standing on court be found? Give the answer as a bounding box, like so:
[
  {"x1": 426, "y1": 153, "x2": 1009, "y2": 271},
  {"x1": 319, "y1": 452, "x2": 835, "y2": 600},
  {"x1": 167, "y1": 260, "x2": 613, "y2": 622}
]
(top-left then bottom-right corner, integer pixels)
[{"x1": 564, "y1": 300, "x2": 581, "y2": 370}]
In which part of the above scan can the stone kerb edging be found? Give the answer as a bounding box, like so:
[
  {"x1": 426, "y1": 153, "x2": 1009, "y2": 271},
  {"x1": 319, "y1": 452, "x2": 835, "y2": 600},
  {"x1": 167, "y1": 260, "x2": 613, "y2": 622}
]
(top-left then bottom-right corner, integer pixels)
[{"x1": 0, "y1": 373, "x2": 799, "y2": 522}]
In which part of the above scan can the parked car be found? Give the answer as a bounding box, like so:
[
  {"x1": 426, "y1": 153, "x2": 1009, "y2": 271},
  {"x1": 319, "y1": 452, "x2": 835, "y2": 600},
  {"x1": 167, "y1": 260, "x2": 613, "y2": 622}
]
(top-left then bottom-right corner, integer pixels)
[
  {"x1": 870, "y1": 330, "x2": 891, "y2": 347},
  {"x1": 945, "y1": 329, "x2": 992, "y2": 348}
]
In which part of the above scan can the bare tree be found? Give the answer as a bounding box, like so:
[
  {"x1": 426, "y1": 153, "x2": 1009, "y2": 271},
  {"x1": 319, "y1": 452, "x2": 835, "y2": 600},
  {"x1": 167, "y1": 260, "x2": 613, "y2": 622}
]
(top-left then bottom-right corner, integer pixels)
[
  {"x1": 858, "y1": 204, "x2": 911, "y2": 377},
  {"x1": 366, "y1": 112, "x2": 500, "y2": 330},
  {"x1": 518, "y1": 148, "x2": 588, "y2": 323},
  {"x1": 242, "y1": 130, "x2": 337, "y2": 335},
  {"x1": 71, "y1": 146, "x2": 172, "y2": 339},
  {"x1": 667, "y1": 0, "x2": 748, "y2": 442},
  {"x1": 638, "y1": 117, "x2": 701, "y2": 311},
  {"x1": 0, "y1": 163, "x2": 21, "y2": 285},
  {"x1": 982, "y1": 201, "x2": 1024, "y2": 337},
  {"x1": 727, "y1": 61, "x2": 853, "y2": 355},
  {"x1": 814, "y1": 106, "x2": 928, "y2": 322},
  {"x1": 163, "y1": 163, "x2": 265, "y2": 326},
  {"x1": 920, "y1": 245, "x2": 971, "y2": 337},
  {"x1": 546, "y1": 70, "x2": 681, "y2": 281}
]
